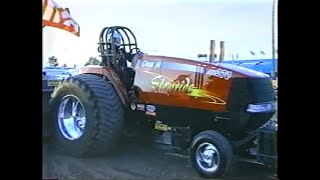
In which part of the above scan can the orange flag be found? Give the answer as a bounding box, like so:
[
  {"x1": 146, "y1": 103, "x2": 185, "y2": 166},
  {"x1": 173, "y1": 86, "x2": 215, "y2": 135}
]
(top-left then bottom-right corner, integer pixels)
[{"x1": 42, "y1": 0, "x2": 80, "y2": 37}]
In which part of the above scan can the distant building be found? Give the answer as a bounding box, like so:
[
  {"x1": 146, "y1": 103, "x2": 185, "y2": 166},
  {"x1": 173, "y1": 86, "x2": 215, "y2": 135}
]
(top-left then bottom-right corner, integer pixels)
[{"x1": 222, "y1": 59, "x2": 277, "y2": 77}]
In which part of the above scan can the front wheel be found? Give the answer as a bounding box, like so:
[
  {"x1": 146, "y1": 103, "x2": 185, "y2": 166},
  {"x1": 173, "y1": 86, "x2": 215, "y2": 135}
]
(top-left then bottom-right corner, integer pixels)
[{"x1": 190, "y1": 130, "x2": 234, "y2": 179}]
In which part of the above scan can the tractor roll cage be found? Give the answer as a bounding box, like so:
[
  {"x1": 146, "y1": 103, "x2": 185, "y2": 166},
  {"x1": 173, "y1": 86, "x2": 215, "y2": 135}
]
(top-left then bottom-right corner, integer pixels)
[{"x1": 98, "y1": 26, "x2": 138, "y2": 67}]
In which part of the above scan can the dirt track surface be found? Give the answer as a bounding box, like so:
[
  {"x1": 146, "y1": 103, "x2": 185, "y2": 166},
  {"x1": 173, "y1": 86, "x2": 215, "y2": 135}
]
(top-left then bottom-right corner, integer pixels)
[
  {"x1": 43, "y1": 139, "x2": 277, "y2": 180},
  {"x1": 43, "y1": 106, "x2": 278, "y2": 180}
]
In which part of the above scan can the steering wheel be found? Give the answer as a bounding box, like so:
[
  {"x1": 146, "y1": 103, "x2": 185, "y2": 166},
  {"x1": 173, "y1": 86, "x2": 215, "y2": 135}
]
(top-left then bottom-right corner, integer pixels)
[{"x1": 129, "y1": 47, "x2": 141, "y2": 54}]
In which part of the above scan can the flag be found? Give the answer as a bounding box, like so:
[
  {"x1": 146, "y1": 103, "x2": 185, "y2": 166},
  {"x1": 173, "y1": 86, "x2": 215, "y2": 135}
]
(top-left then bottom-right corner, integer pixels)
[
  {"x1": 42, "y1": 0, "x2": 80, "y2": 37},
  {"x1": 249, "y1": 50, "x2": 255, "y2": 55},
  {"x1": 197, "y1": 54, "x2": 207, "y2": 58}
]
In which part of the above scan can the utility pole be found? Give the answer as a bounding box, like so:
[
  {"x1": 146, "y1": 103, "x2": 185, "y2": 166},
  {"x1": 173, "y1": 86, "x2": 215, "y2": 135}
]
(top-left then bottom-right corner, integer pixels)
[
  {"x1": 209, "y1": 40, "x2": 216, "y2": 63},
  {"x1": 219, "y1": 41, "x2": 225, "y2": 62},
  {"x1": 272, "y1": 0, "x2": 277, "y2": 79}
]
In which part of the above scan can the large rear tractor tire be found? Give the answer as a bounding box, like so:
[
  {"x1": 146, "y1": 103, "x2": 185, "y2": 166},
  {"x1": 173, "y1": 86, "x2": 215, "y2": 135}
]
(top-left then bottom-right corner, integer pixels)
[
  {"x1": 190, "y1": 130, "x2": 234, "y2": 179},
  {"x1": 48, "y1": 74, "x2": 124, "y2": 157}
]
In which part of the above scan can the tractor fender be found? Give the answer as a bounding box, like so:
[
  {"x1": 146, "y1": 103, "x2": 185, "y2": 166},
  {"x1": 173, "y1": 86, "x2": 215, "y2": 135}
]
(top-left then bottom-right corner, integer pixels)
[{"x1": 79, "y1": 66, "x2": 129, "y2": 106}]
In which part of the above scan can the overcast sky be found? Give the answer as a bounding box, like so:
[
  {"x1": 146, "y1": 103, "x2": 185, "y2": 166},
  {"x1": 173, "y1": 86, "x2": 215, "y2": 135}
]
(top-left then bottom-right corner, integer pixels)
[{"x1": 43, "y1": 0, "x2": 278, "y2": 66}]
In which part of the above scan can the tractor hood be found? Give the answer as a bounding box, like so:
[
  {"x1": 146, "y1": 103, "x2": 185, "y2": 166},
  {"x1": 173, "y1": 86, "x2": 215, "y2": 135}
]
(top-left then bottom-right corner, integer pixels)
[
  {"x1": 135, "y1": 54, "x2": 270, "y2": 79},
  {"x1": 133, "y1": 54, "x2": 276, "y2": 119}
]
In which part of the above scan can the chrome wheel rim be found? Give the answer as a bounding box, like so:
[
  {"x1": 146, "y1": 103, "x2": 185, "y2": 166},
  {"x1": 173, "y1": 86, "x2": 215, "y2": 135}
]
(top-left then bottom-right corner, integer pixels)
[
  {"x1": 57, "y1": 95, "x2": 86, "y2": 140},
  {"x1": 195, "y1": 142, "x2": 220, "y2": 173}
]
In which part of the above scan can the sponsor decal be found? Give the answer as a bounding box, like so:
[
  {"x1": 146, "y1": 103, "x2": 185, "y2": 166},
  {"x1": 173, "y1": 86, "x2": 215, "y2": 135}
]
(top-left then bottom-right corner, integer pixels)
[
  {"x1": 145, "y1": 111, "x2": 156, "y2": 116},
  {"x1": 143, "y1": 71, "x2": 227, "y2": 105},
  {"x1": 130, "y1": 103, "x2": 136, "y2": 110},
  {"x1": 206, "y1": 68, "x2": 233, "y2": 80},
  {"x1": 146, "y1": 105, "x2": 156, "y2": 112},
  {"x1": 150, "y1": 75, "x2": 196, "y2": 93},
  {"x1": 140, "y1": 60, "x2": 161, "y2": 68},
  {"x1": 137, "y1": 104, "x2": 145, "y2": 111},
  {"x1": 154, "y1": 123, "x2": 168, "y2": 131}
]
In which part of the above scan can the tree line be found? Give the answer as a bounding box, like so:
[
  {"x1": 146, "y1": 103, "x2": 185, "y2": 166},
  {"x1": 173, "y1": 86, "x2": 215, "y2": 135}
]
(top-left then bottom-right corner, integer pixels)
[{"x1": 47, "y1": 56, "x2": 101, "y2": 67}]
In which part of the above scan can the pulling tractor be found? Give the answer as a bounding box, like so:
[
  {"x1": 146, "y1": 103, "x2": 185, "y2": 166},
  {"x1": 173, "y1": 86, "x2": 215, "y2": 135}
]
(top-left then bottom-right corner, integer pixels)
[{"x1": 43, "y1": 26, "x2": 277, "y2": 179}]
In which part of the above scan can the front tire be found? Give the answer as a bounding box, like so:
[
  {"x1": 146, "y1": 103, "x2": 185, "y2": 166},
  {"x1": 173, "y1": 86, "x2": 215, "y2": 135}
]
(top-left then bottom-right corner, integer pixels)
[
  {"x1": 48, "y1": 74, "x2": 124, "y2": 157},
  {"x1": 190, "y1": 130, "x2": 234, "y2": 179}
]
